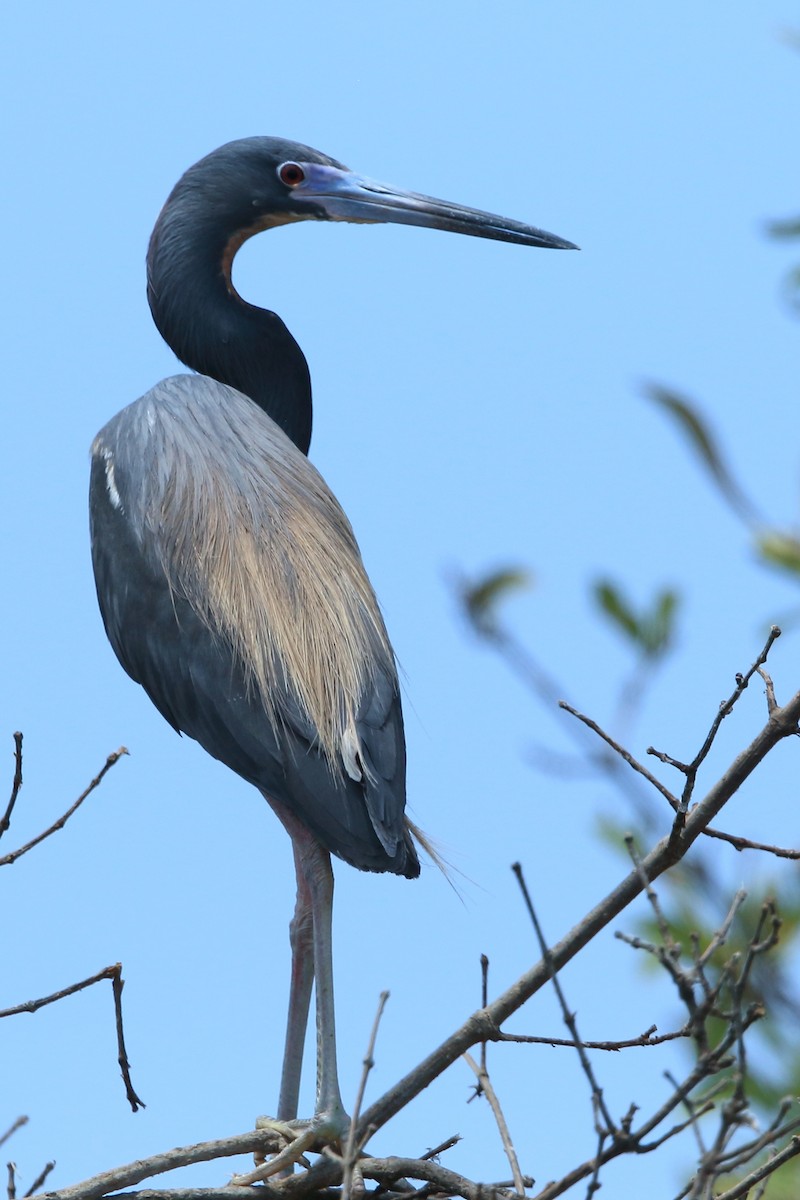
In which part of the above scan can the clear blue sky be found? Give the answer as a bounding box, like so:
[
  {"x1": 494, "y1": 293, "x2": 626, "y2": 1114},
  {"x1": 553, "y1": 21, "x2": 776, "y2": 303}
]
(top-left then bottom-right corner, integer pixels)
[{"x1": 2, "y1": 4, "x2": 797, "y2": 1195}]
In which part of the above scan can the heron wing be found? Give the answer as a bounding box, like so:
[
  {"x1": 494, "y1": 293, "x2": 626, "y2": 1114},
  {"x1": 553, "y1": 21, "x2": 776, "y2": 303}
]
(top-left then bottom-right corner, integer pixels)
[{"x1": 89, "y1": 395, "x2": 418, "y2": 878}]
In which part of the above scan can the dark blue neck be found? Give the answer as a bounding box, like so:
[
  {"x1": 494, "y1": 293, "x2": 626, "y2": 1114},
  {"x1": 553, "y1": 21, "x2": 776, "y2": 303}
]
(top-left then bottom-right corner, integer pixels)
[{"x1": 146, "y1": 214, "x2": 312, "y2": 455}]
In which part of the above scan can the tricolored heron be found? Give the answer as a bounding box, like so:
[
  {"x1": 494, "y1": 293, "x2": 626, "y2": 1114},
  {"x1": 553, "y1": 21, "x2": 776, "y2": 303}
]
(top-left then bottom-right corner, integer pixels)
[{"x1": 89, "y1": 137, "x2": 575, "y2": 1151}]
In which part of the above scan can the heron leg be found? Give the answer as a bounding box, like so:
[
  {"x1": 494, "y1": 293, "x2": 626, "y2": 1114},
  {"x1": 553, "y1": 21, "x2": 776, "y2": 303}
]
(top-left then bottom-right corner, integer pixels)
[
  {"x1": 276, "y1": 845, "x2": 314, "y2": 1123},
  {"x1": 267, "y1": 797, "x2": 347, "y2": 1136}
]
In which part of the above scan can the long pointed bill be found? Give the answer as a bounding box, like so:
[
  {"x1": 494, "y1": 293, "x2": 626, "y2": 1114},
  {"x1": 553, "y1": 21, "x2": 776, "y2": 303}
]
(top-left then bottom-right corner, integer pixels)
[{"x1": 287, "y1": 162, "x2": 578, "y2": 251}]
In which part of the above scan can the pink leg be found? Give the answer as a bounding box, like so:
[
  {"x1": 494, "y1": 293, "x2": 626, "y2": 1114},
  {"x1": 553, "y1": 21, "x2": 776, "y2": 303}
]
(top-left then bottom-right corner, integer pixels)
[
  {"x1": 268, "y1": 796, "x2": 347, "y2": 1133},
  {"x1": 277, "y1": 844, "x2": 314, "y2": 1122}
]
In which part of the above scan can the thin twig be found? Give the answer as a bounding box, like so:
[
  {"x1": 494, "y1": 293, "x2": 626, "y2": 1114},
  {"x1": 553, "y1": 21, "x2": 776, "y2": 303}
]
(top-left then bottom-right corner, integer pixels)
[
  {"x1": 512, "y1": 862, "x2": 615, "y2": 1136},
  {"x1": 714, "y1": 1135, "x2": 800, "y2": 1199},
  {"x1": 757, "y1": 665, "x2": 778, "y2": 714},
  {"x1": 24, "y1": 1162, "x2": 55, "y2": 1198},
  {"x1": 559, "y1": 703, "x2": 799, "y2": 857},
  {"x1": 420, "y1": 1135, "x2": 461, "y2": 1162},
  {"x1": 0, "y1": 964, "x2": 143, "y2": 1112},
  {"x1": 480, "y1": 954, "x2": 489, "y2": 1077},
  {"x1": 462, "y1": 1052, "x2": 526, "y2": 1196},
  {"x1": 624, "y1": 835, "x2": 674, "y2": 947},
  {"x1": 700, "y1": 826, "x2": 799, "y2": 858},
  {"x1": 0, "y1": 748, "x2": 128, "y2": 868},
  {"x1": 647, "y1": 627, "x2": 782, "y2": 810},
  {"x1": 495, "y1": 1024, "x2": 688, "y2": 1050},
  {"x1": 716, "y1": 1112, "x2": 800, "y2": 1173},
  {"x1": 558, "y1": 703, "x2": 678, "y2": 807},
  {"x1": 342, "y1": 990, "x2": 389, "y2": 1200},
  {"x1": 664, "y1": 1069, "x2": 707, "y2": 1160},
  {"x1": 111, "y1": 968, "x2": 145, "y2": 1112},
  {"x1": 0, "y1": 733, "x2": 24, "y2": 842},
  {"x1": 585, "y1": 1129, "x2": 606, "y2": 1200},
  {"x1": 696, "y1": 890, "x2": 748, "y2": 969},
  {"x1": 0, "y1": 967, "x2": 120, "y2": 1018},
  {"x1": 0, "y1": 1122, "x2": 27, "y2": 1153}
]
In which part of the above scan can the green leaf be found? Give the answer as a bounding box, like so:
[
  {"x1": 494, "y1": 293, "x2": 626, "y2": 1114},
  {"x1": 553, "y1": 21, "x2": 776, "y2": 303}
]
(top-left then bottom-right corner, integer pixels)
[
  {"x1": 757, "y1": 531, "x2": 800, "y2": 578},
  {"x1": 645, "y1": 386, "x2": 760, "y2": 522},
  {"x1": 593, "y1": 579, "x2": 642, "y2": 643},
  {"x1": 765, "y1": 215, "x2": 800, "y2": 240},
  {"x1": 641, "y1": 588, "x2": 679, "y2": 657},
  {"x1": 462, "y1": 567, "x2": 531, "y2": 630},
  {"x1": 593, "y1": 580, "x2": 679, "y2": 659}
]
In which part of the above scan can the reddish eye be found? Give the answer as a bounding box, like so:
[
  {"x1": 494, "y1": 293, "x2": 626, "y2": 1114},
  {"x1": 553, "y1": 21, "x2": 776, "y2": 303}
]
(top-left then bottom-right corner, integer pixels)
[{"x1": 278, "y1": 162, "x2": 306, "y2": 188}]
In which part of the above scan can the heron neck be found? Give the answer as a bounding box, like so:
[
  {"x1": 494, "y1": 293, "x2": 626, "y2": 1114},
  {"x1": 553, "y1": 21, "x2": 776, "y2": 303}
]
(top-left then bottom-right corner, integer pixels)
[{"x1": 146, "y1": 223, "x2": 313, "y2": 455}]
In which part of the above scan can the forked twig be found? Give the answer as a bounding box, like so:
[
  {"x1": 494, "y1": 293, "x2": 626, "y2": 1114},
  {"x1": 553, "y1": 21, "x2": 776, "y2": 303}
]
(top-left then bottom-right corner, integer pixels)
[
  {"x1": 713, "y1": 1135, "x2": 800, "y2": 1200},
  {"x1": 0, "y1": 747, "x2": 128, "y2": 868},
  {"x1": 0, "y1": 964, "x2": 143, "y2": 1112},
  {"x1": 561, "y1": 635, "x2": 799, "y2": 859},
  {"x1": 647, "y1": 627, "x2": 783, "y2": 810},
  {"x1": 40, "y1": 641, "x2": 800, "y2": 1200}
]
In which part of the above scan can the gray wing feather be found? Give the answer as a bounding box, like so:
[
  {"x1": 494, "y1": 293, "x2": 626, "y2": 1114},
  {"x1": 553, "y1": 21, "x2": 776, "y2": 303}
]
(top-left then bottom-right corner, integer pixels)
[{"x1": 89, "y1": 382, "x2": 418, "y2": 878}]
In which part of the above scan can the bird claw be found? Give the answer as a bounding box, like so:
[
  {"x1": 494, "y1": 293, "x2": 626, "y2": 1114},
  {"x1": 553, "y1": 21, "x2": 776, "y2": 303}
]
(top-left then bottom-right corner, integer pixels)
[{"x1": 231, "y1": 1113, "x2": 347, "y2": 1184}]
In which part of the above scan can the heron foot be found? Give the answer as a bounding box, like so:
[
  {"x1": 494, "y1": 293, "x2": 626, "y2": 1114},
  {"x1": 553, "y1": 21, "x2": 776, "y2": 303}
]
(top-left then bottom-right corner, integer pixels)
[{"x1": 231, "y1": 1111, "x2": 350, "y2": 1184}]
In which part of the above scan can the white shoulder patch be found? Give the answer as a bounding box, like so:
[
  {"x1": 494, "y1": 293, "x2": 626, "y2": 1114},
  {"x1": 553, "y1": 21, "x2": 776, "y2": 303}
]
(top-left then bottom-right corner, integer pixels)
[
  {"x1": 97, "y1": 446, "x2": 122, "y2": 510},
  {"x1": 341, "y1": 726, "x2": 363, "y2": 783}
]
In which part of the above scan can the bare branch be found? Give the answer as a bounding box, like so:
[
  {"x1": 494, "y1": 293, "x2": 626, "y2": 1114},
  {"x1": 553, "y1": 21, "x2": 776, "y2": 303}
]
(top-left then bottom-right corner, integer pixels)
[
  {"x1": 346, "y1": 681, "x2": 800, "y2": 1152},
  {"x1": 560, "y1": 701, "x2": 799, "y2": 858},
  {"x1": 420, "y1": 1135, "x2": 461, "y2": 1162},
  {"x1": 342, "y1": 990, "x2": 389, "y2": 1200},
  {"x1": 0, "y1": 747, "x2": 128, "y2": 868},
  {"x1": 512, "y1": 862, "x2": 615, "y2": 1136},
  {"x1": 38, "y1": 652, "x2": 800, "y2": 1200},
  {"x1": 43, "y1": 1132, "x2": 285, "y2": 1200},
  {"x1": 462, "y1": 1052, "x2": 526, "y2": 1195},
  {"x1": 0, "y1": 732, "x2": 23, "y2": 842},
  {"x1": 696, "y1": 890, "x2": 748, "y2": 969},
  {"x1": 757, "y1": 665, "x2": 778, "y2": 714},
  {"x1": 559, "y1": 702, "x2": 678, "y2": 807},
  {"x1": 716, "y1": 1108, "x2": 800, "y2": 1172},
  {"x1": 714, "y1": 1135, "x2": 800, "y2": 1200},
  {"x1": 0, "y1": 1121, "x2": 28, "y2": 1152},
  {"x1": 24, "y1": 1163, "x2": 55, "y2": 1198},
  {"x1": 495, "y1": 1024, "x2": 689, "y2": 1051},
  {"x1": 361, "y1": 1155, "x2": 526, "y2": 1200},
  {"x1": 699, "y1": 825, "x2": 800, "y2": 859},
  {"x1": 647, "y1": 626, "x2": 783, "y2": 810},
  {"x1": 88, "y1": 1192, "x2": 271, "y2": 1200},
  {"x1": 0, "y1": 964, "x2": 143, "y2": 1112},
  {"x1": 111, "y1": 968, "x2": 145, "y2": 1112}
]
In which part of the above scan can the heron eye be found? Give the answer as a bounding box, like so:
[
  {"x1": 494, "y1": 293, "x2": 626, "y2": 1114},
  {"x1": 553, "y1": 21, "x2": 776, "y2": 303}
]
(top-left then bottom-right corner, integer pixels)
[{"x1": 278, "y1": 162, "x2": 306, "y2": 188}]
